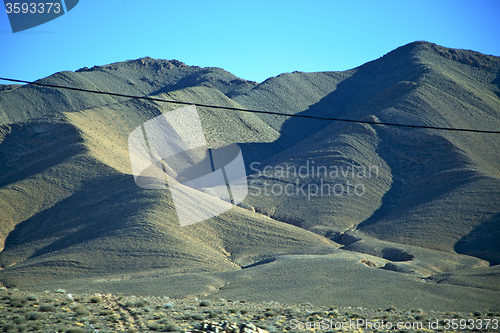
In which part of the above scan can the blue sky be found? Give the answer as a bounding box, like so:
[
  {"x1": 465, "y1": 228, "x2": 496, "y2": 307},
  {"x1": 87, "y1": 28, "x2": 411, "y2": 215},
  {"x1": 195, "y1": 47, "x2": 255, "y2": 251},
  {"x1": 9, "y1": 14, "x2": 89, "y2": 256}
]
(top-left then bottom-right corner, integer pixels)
[{"x1": 1, "y1": 0, "x2": 499, "y2": 84}]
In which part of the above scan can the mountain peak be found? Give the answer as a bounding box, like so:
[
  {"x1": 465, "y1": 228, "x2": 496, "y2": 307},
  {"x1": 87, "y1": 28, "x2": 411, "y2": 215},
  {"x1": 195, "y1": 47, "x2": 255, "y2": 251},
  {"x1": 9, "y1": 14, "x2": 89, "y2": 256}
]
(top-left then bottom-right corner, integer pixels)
[
  {"x1": 129, "y1": 57, "x2": 188, "y2": 69},
  {"x1": 76, "y1": 57, "x2": 190, "y2": 73},
  {"x1": 389, "y1": 41, "x2": 499, "y2": 70}
]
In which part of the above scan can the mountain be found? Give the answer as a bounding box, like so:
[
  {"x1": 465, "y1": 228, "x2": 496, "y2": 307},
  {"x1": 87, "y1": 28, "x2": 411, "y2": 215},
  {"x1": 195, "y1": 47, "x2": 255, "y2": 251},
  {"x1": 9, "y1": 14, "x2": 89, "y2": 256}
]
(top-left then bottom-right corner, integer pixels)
[
  {"x1": 0, "y1": 41, "x2": 499, "y2": 312},
  {"x1": 243, "y1": 42, "x2": 500, "y2": 261}
]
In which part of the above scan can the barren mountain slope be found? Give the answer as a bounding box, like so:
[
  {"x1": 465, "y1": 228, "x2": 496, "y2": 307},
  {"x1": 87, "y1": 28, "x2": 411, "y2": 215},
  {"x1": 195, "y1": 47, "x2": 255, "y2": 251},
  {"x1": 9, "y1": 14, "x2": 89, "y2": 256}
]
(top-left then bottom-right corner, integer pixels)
[
  {"x1": 0, "y1": 58, "x2": 257, "y2": 125},
  {"x1": 243, "y1": 41, "x2": 500, "y2": 264},
  {"x1": 0, "y1": 41, "x2": 499, "y2": 311},
  {"x1": 0, "y1": 94, "x2": 339, "y2": 288}
]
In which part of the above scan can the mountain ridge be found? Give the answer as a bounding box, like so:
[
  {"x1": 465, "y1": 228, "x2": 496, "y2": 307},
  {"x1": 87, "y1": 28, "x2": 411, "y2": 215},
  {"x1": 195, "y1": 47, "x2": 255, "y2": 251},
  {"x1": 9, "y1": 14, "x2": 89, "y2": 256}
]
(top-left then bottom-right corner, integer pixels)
[{"x1": 0, "y1": 41, "x2": 499, "y2": 311}]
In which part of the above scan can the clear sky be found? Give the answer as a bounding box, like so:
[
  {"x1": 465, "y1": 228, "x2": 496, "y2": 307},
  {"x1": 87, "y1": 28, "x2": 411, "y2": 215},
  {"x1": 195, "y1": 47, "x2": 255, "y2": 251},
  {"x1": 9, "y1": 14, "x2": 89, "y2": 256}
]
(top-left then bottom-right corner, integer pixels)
[{"x1": 1, "y1": 0, "x2": 499, "y2": 84}]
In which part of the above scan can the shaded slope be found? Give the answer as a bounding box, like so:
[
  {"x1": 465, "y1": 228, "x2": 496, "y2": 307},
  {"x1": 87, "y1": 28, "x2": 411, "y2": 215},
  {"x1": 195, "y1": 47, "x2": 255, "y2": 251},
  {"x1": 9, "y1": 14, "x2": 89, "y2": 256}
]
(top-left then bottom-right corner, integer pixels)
[
  {"x1": 231, "y1": 41, "x2": 431, "y2": 161},
  {"x1": 243, "y1": 119, "x2": 391, "y2": 233},
  {"x1": 354, "y1": 43, "x2": 500, "y2": 260},
  {"x1": 242, "y1": 41, "x2": 500, "y2": 264}
]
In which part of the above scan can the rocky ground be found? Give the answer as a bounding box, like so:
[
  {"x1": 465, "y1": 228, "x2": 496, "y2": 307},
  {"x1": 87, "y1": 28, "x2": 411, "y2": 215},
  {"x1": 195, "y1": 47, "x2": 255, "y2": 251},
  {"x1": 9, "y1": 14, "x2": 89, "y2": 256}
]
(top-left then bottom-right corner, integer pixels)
[{"x1": 0, "y1": 287, "x2": 498, "y2": 332}]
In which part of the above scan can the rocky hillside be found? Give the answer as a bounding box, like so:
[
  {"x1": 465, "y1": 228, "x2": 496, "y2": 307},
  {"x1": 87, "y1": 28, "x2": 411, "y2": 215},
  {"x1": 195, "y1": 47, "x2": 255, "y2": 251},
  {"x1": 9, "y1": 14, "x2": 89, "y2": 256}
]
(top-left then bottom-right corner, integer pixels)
[{"x1": 0, "y1": 41, "x2": 499, "y2": 312}]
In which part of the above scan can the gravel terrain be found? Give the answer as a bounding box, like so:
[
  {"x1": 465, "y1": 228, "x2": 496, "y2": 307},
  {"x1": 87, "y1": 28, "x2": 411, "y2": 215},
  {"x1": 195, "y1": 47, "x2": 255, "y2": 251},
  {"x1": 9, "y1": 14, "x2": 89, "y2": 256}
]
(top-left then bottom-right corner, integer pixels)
[{"x1": 1, "y1": 287, "x2": 498, "y2": 332}]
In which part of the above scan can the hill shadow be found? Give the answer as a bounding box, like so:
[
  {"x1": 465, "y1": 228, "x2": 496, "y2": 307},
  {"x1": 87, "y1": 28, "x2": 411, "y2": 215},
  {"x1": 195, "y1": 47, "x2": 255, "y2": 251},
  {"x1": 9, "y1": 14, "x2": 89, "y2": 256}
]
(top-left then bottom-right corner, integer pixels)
[
  {"x1": 0, "y1": 173, "x2": 143, "y2": 265},
  {"x1": 455, "y1": 213, "x2": 500, "y2": 266},
  {"x1": 355, "y1": 130, "x2": 479, "y2": 230},
  {"x1": 0, "y1": 121, "x2": 86, "y2": 188}
]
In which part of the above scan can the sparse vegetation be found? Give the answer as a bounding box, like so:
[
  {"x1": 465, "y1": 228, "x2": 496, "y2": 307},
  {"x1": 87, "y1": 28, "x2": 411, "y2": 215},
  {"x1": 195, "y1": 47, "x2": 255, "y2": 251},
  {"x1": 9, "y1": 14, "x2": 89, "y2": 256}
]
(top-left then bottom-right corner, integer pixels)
[
  {"x1": 99, "y1": 309, "x2": 114, "y2": 316},
  {"x1": 25, "y1": 312, "x2": 42, "y2": 321},
  {"x1": 163, "y1": 322, "x2": 180, "y2": 332},
  {"x1": 89, "y1": 295, "x2": 101, "y2": 303},
  {"x1": 73, "y1": 305, "x2": 89, "y2": 316},
  {"x1": 38, "y1": 304, "x2": 54, "y2": 312},
  {"x1": 0, "y1": 288, "x2": 491, "y2": 333},
  {"x1": 126, "y1": 299, "x2": 148, "y2": 308}
]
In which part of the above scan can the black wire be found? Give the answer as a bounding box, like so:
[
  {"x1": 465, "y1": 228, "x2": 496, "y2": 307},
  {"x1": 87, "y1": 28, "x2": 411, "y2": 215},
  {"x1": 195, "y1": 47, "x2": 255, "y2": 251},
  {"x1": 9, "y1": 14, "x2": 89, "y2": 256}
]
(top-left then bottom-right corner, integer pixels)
[{"x1": 1, "y1": 76, "x2": 499, "y2": 134}]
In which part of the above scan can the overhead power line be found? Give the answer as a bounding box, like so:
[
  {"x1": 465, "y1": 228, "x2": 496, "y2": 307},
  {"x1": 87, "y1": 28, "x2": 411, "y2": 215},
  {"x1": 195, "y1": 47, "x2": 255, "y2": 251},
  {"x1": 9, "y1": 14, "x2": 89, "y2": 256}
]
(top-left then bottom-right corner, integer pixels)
[{"x1": 1, "y1": 76, "x2": 499, "y2": 134}]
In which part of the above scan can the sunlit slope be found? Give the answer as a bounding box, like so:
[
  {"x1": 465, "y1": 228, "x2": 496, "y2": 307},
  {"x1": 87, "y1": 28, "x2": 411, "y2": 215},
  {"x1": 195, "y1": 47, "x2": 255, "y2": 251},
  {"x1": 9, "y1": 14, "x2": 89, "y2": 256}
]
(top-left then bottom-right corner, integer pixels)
[
  {"x1": 59, "y1": 85, "x2": 280, "y2": 173},
  {"x1": 0, "y1": 89, "x2": 337, "y2": 288}
]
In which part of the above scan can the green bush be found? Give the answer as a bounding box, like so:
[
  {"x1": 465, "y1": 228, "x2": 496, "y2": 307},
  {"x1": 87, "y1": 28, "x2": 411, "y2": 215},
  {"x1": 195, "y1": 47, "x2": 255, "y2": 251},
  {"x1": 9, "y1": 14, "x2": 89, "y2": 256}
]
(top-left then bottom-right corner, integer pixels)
[
  {"x1": 89, "y1": 296, "x2": 102, "y2": 303},
  {"x1": 99, "y1": 309, "x2": 114, "y2": 316},
  {"x1": 10, "y1": 297, "x2": 27, "y2": 307},
  {"x1": 25, "y1": 312, "x2": 43, "y2": 321},
  {"x1": 164, "y1": 323, "x2": 180, "y2": 332},
  {"x1": 126, "y1": 300, "x2": 147, "y2": 308},
  {"x1": 3, "y1": 323, "x2": 16, "y2": 333},
  {"x1": 207, "y1": 311, "x2": 218, "y2": 318},
  {"x1": 146, "y1": 321, "x2": 161, "y2": 331},
  {"x1": 39, "y1": 304, "x2": 55, "y2": 312},
  {"x1": 181, "y1": 313, "x2": 192, "y2": 320},
  {"x1": 76, "y1": 308, "x2": 89, "y2": 316},
  {"x1": 283, "y1": 308, "x2": 298, "y2": 317},
  {"x1": 120, "y1": 315, "x2": 130, "y2": 322},
  {"x1": 107, "y1": 314, "x2": 119, "y2": 322},
  {"x1": 73, "y1": 305, "x2": 89, "y2": 316},
  {"x1": 28, "y1": 321, "x2": 42, "y2": 331}
]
